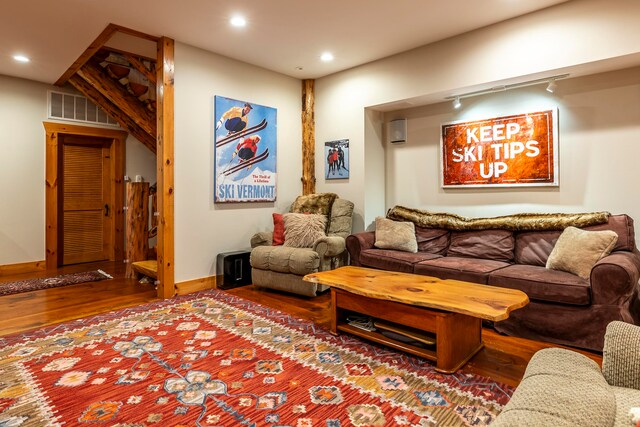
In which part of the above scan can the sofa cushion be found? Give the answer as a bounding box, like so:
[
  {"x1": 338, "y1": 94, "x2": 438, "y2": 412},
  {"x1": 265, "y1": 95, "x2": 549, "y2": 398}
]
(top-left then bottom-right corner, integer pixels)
[
  {"x1": 374, "y1": 217, "x2": 417, "y2": 253},
  {"x1": 546, "y1": 226, "x2": 618, "y2": 280},
  {"x1": 489, "y1": 264, "x2": 590, "y2": 305},
  {"x1": 514, "y1": 230, "x2": 560, "y2": 266},
  {"x1": 415, "y1": 257, "x2": 510, "y2": 284},
  {"x1": 250, "y1": 245, "x2": 320, "y2": 275},
  {"x1": 585, "y1": 214, "x2": 636, "y2": 252},
  {"x1": 447, "y1": 230, "x2": 514, "y2": 262},
  {"x1": 415, "y1": 227, "x2": 449, "y2": 255},
  {"x1": 360, "y1": 249, "x2": 441, "y2": 273}
]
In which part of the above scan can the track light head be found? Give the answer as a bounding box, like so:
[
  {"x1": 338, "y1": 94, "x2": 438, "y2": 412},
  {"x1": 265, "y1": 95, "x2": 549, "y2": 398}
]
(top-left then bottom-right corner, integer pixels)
[
  {"x1": 546, "y1": 80, "x2": 558, "y2": 93},
  {"x1": 453, "y1": 96, "x2": 462, "y2": 109}
]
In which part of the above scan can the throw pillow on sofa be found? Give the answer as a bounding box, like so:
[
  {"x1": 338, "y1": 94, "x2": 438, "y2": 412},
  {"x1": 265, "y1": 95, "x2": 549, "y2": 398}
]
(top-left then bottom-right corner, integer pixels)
[
  {"x1": 282, "y1": 213, "x2": 327, "y2": 248},
  {"x1": 374, "y1": 217, "x2": 418, "y2": 253},
  {"x1": 546, "y1": 226, "x2": 618, "y2": 279}
]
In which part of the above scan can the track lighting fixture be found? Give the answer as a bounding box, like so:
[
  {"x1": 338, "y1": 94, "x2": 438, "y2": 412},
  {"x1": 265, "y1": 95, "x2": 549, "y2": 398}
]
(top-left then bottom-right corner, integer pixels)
[{"x1": 445, "y1": 73, "x2": 569, "y2": 108}]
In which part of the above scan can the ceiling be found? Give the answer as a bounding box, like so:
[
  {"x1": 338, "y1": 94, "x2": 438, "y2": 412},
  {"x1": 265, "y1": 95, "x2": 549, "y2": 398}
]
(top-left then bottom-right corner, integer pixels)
[{"x1": 2, "y1": 0, "x2": 570, "y2": 85}]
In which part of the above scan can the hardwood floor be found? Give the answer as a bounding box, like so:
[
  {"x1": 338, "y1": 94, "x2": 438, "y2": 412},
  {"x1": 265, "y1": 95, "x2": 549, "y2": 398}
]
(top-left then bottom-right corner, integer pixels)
[
  {"x1": 0, "y1": 261, "x2": 157, "y2": 336},
  {"x1": 0, "y1": 263, "x2": 601, "y2": 387}
]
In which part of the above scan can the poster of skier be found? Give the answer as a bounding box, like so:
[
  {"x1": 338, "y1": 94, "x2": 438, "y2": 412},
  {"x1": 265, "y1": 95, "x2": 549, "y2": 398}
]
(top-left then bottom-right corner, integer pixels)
[
  {"x1": 214, "y1": 96, "x2": 277, "y2": 203},
  {"x1": 324, "y1": 139, "x2": 349, "y2": 179}
]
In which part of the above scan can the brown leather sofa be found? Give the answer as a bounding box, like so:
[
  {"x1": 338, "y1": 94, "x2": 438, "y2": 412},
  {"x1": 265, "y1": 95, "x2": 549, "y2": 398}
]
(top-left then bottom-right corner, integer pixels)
[{"x1": 346, "y1": 210, "x2": 640, "y2": 351}]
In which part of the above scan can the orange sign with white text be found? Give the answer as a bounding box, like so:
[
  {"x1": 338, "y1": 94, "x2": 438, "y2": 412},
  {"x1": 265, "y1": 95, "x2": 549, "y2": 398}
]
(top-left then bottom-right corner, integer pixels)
[{"x1": 441, "y1": 109, "x2": 558, "y2": 187}]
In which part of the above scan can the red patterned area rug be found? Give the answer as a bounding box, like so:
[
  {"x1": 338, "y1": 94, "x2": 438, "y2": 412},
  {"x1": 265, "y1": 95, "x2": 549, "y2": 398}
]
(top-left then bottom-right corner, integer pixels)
[
  {"x1": 0, "y1": 270, "x2": 112, "y2": 296},
  {"x1": 0, "y1": 290, "x2": 512, "y2": 426}
]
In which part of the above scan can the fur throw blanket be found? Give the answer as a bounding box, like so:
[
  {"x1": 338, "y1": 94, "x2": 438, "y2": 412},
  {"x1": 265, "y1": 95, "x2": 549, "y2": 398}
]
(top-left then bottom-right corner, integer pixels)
[{"x1": 386, "y1": 205, "x2": 610, "y2": 231}]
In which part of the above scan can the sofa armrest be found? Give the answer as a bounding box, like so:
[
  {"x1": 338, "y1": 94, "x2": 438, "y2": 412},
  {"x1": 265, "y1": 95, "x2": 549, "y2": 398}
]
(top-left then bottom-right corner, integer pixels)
[
  {"x1": 602, "y1": 321, "x2": 640, "y2": 389},
  {"x1": 345, "y1": 231, "x2": 376, "y2": 267},
  {"x1": 251, "y1": 232, "x2": 273, "y2": 248},
  {"x1": 590, "y1": 251, "x2": 640, "y2": 305}
]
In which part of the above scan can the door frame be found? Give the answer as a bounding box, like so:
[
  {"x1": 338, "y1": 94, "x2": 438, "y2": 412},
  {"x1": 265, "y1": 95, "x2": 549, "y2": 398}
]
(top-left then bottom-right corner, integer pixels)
[{"x1": 43, "y1": 122, "x2": 127, "y2": 269}]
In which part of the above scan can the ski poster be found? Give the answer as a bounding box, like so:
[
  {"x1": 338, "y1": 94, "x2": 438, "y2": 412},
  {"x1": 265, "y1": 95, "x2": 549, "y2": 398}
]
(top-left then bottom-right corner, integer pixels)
[
  {"x1": 324, "y1": 139, "x2": 349, "y2": 179},
  {"x1": 214, "y1": 96, "x2": 277, "y2": 202}
]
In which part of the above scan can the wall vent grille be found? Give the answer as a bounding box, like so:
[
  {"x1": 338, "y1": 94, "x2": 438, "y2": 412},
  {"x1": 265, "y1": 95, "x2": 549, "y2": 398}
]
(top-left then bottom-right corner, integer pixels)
[{"x1": 48, "y1": 91, "x2": 119, "y2": 127}]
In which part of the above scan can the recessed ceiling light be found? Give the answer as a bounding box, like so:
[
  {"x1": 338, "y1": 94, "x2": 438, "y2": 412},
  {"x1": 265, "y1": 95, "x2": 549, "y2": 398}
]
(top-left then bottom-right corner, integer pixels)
[
  {"x1": 230, "y1": 15, "x2": 246, "y2": 27},
  {"x1": 320, "y1": 52, "x2": 334, "y2": 62},
  {"x1": 13, "y1": 55, "x2": 30, "y2": 63}
]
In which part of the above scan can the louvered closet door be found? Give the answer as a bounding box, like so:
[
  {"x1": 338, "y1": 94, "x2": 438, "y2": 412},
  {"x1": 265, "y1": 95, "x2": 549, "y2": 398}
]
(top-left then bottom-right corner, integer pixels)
[{"x1": 62, "y1": 142, "x2": 110, "y2": 264}]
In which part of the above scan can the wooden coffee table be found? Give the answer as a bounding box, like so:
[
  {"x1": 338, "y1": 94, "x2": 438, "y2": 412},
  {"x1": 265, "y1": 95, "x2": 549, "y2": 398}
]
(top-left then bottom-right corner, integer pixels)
[{"x1": 304, "y1": 266, "x2": 529, "y2": 373}]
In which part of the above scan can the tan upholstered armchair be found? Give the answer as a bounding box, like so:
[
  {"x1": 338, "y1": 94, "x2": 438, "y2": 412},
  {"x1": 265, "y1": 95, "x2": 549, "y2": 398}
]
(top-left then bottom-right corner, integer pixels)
[
  {"x1": 493, "y1": 321, "x2": 640, "y2": 426},
  {"x1": 250, "y1": 195, "x2": 354, "y2": 297}
]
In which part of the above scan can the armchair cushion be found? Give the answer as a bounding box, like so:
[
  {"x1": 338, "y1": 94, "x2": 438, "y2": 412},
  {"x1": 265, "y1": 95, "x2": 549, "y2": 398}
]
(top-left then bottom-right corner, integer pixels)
[{"x1": 283, "y1": 213, "x2": 327, "y2": 248}]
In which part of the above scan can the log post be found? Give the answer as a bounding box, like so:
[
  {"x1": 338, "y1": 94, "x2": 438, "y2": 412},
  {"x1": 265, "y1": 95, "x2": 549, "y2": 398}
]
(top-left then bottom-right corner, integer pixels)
[
  {"x1": 125, "y1": 182, "x2": 150, "y2": 278},
  {"x1": 301, "y1": 79, "x2": 316, "y2": 195}
]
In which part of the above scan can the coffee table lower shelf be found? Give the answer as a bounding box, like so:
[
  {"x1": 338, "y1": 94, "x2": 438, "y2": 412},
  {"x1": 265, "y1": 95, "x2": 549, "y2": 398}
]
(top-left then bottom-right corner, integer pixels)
[
  {"x1": 337, "y1": 323, "x2": 438, "y2": 363},
  {"x1": 331, "y1": 288, "x2": 483, "y2": 373}
]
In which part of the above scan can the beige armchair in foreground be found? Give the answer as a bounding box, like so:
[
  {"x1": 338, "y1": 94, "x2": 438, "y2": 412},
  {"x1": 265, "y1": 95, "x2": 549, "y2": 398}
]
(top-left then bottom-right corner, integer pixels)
[
  {"x1": 493, "y1": 321, "x2": 640, "y2": 426},
  {"x1": 249, "y1": 196, "x2": 354, "y2": 297}
]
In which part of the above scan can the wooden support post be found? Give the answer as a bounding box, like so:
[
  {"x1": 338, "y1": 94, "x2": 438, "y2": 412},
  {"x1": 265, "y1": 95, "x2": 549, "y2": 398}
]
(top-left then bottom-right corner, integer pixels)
[
  {"x1": 156, "y1": 37, "x2": 175, "y2": 299},
  {"x1": 301, "y1": 79, "x2": 316, "y2": 195},
  {"x1": 125, "y1": 182, "x2": 150, "y2": 278}
]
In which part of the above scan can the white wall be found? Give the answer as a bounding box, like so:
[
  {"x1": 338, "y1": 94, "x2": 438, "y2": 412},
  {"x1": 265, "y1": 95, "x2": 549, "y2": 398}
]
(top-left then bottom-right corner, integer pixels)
[
  {"x1": 315, "y1": 0, "x2": 640, "y2": 231},
  {"x1": 0, "y1": 74, "x2": 156, "y2": 265},
  {"x1": 0, "y1": 75, "x2": 47, "y2": 264},
  {"x1": 126, "y1": 136, "x2": 156, "y2": 185},
  {"x1": 384, "y1": 67, "x2": 640, "y2": 230},
  {"x1": 174, "y1": 43, "x2": 302, "y2": 282}
]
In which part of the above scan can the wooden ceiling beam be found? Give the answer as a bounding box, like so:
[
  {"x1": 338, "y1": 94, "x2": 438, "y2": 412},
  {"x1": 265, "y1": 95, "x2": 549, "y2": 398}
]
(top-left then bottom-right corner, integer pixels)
[
  {"x1": 122, "y1": 52, "x2": 157, "y2": 85},
  {"x1": 77, "y1": 60, "x2": 156, "y2": 137},
  {"x1": 68, "y1": 75, "x2": 157, "y2": 153},
  {"x1": 56, "y1": 24, "x2": 120, "y2": 86}
]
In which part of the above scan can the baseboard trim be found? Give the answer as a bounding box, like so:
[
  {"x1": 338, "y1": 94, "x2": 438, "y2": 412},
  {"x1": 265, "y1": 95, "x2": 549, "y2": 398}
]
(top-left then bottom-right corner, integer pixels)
[
  {"x1": 175, "y1": 275, "x2": 216, "y2": 295},
  {"x1": 0, "y1": 260, "x2": 46, "y2": 277}
]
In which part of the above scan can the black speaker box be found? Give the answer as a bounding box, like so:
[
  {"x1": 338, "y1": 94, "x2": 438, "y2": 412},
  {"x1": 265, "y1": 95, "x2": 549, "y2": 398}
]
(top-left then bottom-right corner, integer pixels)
[{"x1": 216, "y1": 250, "x2": 252, "y2": 289}]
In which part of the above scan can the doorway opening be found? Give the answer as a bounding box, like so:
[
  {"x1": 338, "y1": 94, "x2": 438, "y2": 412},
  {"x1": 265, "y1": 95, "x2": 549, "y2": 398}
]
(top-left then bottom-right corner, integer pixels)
[{"x1": 44, "y1": 122, "x2": 126, "y2": 268}]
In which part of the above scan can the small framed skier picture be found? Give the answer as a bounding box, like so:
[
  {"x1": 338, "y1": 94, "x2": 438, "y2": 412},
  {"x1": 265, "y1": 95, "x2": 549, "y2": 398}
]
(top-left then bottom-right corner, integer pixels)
[
  {"x1": 325, "y1": 139, "x2": 349, "y2": 180},
  {"x1": 214, "y1": 96, "x2": 277, "y2": 203}
]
